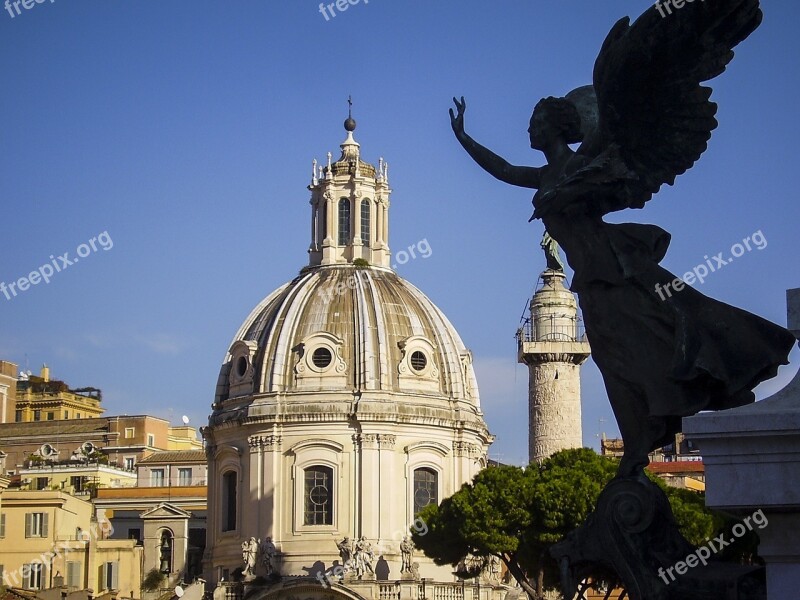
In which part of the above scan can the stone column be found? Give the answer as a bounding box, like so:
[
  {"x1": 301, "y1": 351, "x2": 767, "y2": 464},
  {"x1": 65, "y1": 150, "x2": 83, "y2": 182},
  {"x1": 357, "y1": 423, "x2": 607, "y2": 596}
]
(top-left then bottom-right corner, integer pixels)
[
  {"x1": 378, "y1": 434, "x2": 396, "y2": 541},
  {"x1": 357, "y1": 433, "x2": 380, "y2": 540},
  {"x1": 375, "y1": 201, "x2": 384, "y2": 246},
  {"x1": 244, "y1": 437, "x2": 261, "y2": 538},
  {"x1": 382, "y1": 200, "x2": 390, "y2": 249},
  {"x1": 353, "y1": 193, "x2": 362, "y2": 246},
  {"x1": 518, "y1": 270, "x2": 590, "y2": 463},
  {"x1": 264, "y1": 436, "x2": 281, "y2": 539},
  {"x1": 452, "y1": 442, "x2": 477, "y2": 495}
]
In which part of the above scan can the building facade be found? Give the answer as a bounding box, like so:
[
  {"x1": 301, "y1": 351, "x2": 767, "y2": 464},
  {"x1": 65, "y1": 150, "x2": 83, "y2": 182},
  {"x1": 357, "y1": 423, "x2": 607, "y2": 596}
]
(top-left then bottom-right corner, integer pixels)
[
  {"x1": 202, "y1": 117, "x2": 504, "y2": 599},
  {"x1": 0, "y1": 362, "x2": 17, "y2": 425},
  {"x1": 0, "y1": 415, "x2": 202, "y2": 478},
  {"x1": 14, "y1": 366, "x2": 103, "y2": 424},
  {"x1": 0, "y1": 491, "x2": 141, "y2": 596},
  {"x1": 93, "y1": 450, "x2": 208, "y2": 587}
]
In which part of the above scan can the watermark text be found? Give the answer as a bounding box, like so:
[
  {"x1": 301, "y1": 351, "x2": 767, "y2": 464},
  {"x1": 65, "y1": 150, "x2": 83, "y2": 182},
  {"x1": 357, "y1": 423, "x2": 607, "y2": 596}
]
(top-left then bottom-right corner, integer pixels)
[
  {"x1": 319, "y1": 0, "x2": 368, "y2": 22},
  {"x1": 5, "y1": 0, "x2": 55, "y2": 19},
  {"x1": 658, "y1": 509, "x2": 768, "y2": 585},
  {"x1": 655, "y1": 0, "x2": 704, "y2": 19},
  {"x1": 654, "y1": 230, "x2": 766, "y2": 301},
  {"x1": 1, "y1": 231, "x2": 114, "y2": 301}
]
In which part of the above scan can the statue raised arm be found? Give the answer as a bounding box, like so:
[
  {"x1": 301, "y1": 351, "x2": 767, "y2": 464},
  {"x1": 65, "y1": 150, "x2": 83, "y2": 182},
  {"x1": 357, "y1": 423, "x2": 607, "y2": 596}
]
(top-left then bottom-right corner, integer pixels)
[{"x1": 450, "y1": 96, "x2": 543, "y2": 189}]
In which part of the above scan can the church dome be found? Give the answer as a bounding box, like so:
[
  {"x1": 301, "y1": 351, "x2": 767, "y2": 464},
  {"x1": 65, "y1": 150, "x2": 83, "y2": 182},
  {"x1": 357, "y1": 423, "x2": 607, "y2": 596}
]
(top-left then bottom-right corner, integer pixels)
[
  {"x1": 203, "y1": 115, "x2": 493, "y2": 592},
  {"x1": 215, "y1": 265, "x2": 481, "y2": 419},
  {"x1": 211, "y1": 115, "x2": 485, "y2": 431}
]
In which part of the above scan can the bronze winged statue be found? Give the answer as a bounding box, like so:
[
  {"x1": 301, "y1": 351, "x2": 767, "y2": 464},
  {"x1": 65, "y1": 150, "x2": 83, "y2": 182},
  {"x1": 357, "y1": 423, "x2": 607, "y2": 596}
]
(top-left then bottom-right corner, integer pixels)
[{"x1": 451, "y1": 0, "x2": 796, "y2": 478}]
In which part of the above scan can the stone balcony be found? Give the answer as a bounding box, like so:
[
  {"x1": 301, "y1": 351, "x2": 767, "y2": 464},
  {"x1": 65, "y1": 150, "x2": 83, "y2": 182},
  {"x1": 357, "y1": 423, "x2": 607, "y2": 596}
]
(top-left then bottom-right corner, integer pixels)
[{"x1": 215, "y1": 576, "x2": 508, "y2": 600}]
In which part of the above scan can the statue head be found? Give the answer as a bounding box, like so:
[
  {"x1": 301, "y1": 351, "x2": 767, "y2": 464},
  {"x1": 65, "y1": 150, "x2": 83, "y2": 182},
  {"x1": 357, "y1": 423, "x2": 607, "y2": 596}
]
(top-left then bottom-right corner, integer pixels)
[{"x1": 529, "y1": 96, "x2": 583, "y2": 150}]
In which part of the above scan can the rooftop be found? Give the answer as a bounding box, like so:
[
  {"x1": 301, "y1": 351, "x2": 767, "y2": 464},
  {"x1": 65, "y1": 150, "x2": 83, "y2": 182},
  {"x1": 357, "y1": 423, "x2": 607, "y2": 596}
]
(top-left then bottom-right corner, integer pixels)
[
  {"x1": 647, "y1": 461, "x2": 705, "y2": 474},
  {"x1": 0, "y1": 418, "x2": 109, "y2": 438},
  {"x1": 95, "y1": 486, "x2": 207, "y2": 500},
  {"x1": 137, "y1": 450, "x2": 207, "y2": 464}
]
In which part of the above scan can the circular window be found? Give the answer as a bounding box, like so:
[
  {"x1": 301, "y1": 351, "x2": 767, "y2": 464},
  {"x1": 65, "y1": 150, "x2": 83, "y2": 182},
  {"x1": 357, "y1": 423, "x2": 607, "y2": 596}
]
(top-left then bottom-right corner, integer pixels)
[
  {"x1": 312, "y1": 347, "x2": 333, "y2": 369},
  {"x1": 236, "y1": 356, "x2": 248, "y2": 377},
  {"x1": 410, "y1": 350, "x2": 428, "y2": 372},
  {"x1": 309, "y1": 485, "x2": 330, "y2": 506},
  {"x1": 414, "y1": 486, "x2": 434, "y2": 508}
]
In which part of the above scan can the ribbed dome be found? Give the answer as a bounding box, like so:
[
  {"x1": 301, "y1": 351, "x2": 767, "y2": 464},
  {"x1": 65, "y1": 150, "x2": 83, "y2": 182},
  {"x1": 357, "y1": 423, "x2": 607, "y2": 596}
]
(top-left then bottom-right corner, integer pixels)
[{"x1": 213, "y1": 265, "x2": 482, "y2": 419}]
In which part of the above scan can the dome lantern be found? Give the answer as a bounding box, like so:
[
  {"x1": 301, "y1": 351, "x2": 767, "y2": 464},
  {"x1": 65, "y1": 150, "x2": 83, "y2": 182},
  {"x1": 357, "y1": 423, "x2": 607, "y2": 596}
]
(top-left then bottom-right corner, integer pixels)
[{"x1": 308, "y1": 106, "x2": 391, "y2": 268}]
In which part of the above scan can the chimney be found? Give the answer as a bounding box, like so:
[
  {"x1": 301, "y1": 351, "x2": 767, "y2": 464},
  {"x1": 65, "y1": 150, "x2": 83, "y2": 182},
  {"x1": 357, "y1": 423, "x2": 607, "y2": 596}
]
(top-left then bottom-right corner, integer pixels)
[{"x1": 41, "y1": 364, "x2": 50, "y2": 382}]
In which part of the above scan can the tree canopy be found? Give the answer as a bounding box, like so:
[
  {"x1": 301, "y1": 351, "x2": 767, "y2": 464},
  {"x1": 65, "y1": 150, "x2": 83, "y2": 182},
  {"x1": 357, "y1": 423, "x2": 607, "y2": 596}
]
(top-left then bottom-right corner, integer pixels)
[{"x1": 412, "y1": 448, "x2": 721, "y2": 599}]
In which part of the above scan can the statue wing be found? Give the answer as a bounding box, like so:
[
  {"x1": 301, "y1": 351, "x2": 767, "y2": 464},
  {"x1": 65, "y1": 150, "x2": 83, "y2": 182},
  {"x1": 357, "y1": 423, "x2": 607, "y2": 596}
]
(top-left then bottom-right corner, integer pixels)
[{"x1": 586, "y1": 0, "x2": 762, "y2": 212}]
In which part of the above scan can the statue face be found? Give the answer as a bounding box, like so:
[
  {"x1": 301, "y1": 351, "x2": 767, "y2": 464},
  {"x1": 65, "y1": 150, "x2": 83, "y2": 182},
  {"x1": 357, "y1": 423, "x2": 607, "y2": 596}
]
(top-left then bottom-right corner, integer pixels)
[{"x1": 529, "y1": 107, "x2": 558, "y2": 150}]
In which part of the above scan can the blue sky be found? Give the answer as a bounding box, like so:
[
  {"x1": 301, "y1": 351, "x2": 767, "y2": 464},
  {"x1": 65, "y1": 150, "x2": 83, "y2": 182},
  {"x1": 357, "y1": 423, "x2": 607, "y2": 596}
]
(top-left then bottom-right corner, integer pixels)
[{"x1": 1, "y1": 0, "x2": 798, "y2": 465}]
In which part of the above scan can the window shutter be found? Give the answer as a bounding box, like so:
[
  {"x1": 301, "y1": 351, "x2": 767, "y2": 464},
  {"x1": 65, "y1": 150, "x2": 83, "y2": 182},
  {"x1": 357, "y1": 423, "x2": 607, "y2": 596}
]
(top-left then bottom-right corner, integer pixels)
[
  {"x1": 0, "y1": 513, "x2": 5, "y2": 537},
  {"x1": 25, "y1": 513, "x2": 32, "y2": 538},
  {"x1": 67, "y1": 561, "x2": 81, "y2": 588},
  {"x1": 99, "y1": 563, "x2": 106, "y2": 590},
  {"x1": 41, "y1": 513, "x2": 49, "y2": 538},
  {"x1": 110, "y1": 561, "x2": 119, "y2": 590},
  {"x1": 22, "y1": 564, "x2": 30, "y2": 589}
]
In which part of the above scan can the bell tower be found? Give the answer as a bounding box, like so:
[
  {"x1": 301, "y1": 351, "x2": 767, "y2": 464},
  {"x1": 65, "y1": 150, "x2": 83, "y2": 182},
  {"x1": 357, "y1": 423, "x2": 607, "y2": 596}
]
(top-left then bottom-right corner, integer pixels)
[{"x1": 307, "y1": 104, "x2": 392, "y2": 268}]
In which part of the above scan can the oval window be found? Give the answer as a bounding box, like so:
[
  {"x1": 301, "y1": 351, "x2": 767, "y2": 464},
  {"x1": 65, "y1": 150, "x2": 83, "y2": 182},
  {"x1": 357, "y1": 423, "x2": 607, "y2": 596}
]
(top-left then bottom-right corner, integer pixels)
[
  {"x1": 312, "y1": 347, "x2": 333, "y2": 369},
  {"x1": 410, "y1": 350, "x2": 427, "y2": 372},
  {"x1": 236, "y1": 356, "x2": 248, "y2": 377}
]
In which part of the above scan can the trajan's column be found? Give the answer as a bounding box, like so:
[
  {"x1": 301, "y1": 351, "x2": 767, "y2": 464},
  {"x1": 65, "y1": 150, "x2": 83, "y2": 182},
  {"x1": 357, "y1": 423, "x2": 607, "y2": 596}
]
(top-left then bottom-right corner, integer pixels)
[{"x1": 517, "y1": 234, "x2": 591, "y2": 463}]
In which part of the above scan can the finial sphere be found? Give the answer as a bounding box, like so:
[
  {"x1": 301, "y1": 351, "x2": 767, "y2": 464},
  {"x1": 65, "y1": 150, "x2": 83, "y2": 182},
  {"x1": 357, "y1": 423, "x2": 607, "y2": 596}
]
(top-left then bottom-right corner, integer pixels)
[{"x1": 344, "y1": 117, "x2": 357, "y2": 132}]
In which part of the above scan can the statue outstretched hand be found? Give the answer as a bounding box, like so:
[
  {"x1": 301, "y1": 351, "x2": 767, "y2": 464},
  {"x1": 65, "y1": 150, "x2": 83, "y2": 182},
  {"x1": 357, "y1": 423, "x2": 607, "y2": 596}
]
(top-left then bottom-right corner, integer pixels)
[{"x1": 449, "y1": 96, "x2": 466, "y2": 137}]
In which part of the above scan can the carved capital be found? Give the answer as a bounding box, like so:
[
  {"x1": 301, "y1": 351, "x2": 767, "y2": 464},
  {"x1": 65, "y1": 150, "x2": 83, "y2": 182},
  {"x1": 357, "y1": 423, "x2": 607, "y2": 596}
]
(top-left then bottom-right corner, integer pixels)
[
  {"x1": 248, "y1": 435, "x2": 282, "y2": 452},
  {"x1": 353, "y1": 433, "x2": 379, "y2": 449},
  {"x1": 453, "y1": 441, "x2": 479, "y2": 457},
  {"x1": 378, "y1": 434, "x2": 396, "y2": 449},
  {"x1": 204, "y1": 444, "x2": 216, "y2": 460}
]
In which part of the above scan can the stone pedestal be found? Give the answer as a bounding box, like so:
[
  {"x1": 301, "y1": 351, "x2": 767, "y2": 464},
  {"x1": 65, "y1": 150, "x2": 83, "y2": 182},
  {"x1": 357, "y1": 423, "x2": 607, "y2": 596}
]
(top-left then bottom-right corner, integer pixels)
[{"x1": 683, "y1": 288, "x2": 800, "y2": 600}]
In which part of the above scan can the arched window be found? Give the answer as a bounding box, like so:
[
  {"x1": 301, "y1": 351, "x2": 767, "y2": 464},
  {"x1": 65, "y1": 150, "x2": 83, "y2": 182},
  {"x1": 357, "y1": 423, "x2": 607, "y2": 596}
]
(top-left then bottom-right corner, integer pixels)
[
  {"x1": 413, "y1": 467, "x2": 438, "y2": 515},
  {"x1": 221, "y1": 471, "x2": 237, "y2": 532},
  {"x1": 159, "y1": 530, "x2": 173, "y2": 574},
  {"x1": 304, "y1": 465, "x2": 333, "y2": 525},
  {"x1": 361, "y1": 199, "x2": 371, "y2": 245},
  {"x1": 320, "y1": 199, "x2": 327, "y2": 241},
  {"x1": 338, "y1": 198, "x2": 351, "y2": 245}
]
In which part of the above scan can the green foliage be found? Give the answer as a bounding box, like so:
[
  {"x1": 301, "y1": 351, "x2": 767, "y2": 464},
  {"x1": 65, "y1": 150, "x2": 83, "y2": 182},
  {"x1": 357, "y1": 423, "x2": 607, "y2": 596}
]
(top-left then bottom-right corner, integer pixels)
[
  {"x1": 353, "y1": 258, "x2": 370, "y2": 268},
  {"x1": 413, "y1": 448, "x2": 727, "y2": 598},
  {"x1": 413, "y1": 448, "x2": 619, "y2": 596},
  {"x1": 141, "y1": 568, "x2": 165, "y2": 592},
  {"x1": 650, "y1": 477, "x2": 717, "y2": 546},
  {"x1": 85, "y1": 449, "x2": 108, "y2": 464},
  {"x1": 528, "y1": 448, "x2": 618, "y2": 545}
]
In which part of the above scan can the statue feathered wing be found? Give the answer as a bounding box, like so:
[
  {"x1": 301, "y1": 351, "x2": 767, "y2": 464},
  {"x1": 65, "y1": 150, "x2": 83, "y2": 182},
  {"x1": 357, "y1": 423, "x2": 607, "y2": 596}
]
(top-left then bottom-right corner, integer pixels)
[{"x1": 559, "y1": 0, "x2": 762, "y2": 216}]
